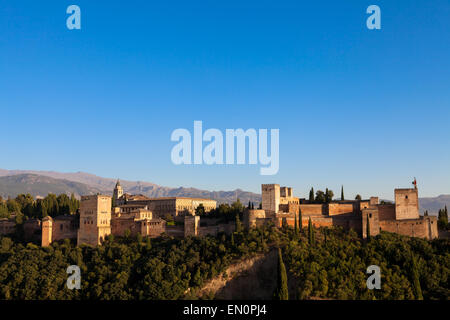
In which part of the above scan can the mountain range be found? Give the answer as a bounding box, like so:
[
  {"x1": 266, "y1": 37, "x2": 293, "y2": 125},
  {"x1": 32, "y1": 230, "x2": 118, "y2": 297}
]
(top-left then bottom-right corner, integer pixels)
[
  {"x1": 0, "y1": 169, "x2": 448, "y2": 214},
  {"x1": 0, "y1": 169, "x2": 261, "y2": 204}
]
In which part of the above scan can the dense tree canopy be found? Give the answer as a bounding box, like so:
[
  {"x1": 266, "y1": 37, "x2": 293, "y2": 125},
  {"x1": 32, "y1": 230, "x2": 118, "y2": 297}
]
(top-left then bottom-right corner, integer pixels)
[
  {"x1": 0, "y1": 193, "x2": 79, "y2": 220},
  {"x1": 0, "y1": 225, "x2": 273, "y2": 300},
  {"x1": 0, "y1": 216, "x2": 448, "y2": 300},
  {"x1": 283, "y1": 227, "x2": 449, "y2": 300}
]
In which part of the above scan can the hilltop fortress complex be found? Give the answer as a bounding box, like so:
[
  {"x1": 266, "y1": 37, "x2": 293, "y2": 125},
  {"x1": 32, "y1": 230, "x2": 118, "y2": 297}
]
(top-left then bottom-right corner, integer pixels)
[
  {"x1": 0, "y1": 181, "x2": 438, "y2": 246},
  {"x1": 246, "y1": 184, "x2": 438, "y2": 240}
]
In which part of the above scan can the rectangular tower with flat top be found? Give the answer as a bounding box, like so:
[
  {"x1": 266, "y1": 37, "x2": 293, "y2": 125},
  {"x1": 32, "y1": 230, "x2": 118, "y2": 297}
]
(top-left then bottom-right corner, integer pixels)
[
  {"x1": 395, "y1": 188, "x2": 419, "y2": 220},
  {"x1": 77, "y1": 195, "x2": 112, "y2": 246}
]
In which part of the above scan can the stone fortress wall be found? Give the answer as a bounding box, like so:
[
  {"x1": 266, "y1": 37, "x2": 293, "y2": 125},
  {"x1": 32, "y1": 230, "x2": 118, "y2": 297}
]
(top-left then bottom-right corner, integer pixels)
[
  {"x1": 0, "y1": 181, "x2": 439, "y2": 246},
  {"x1": 245, "y1": 183, "x2": 438, "y2": 240}
]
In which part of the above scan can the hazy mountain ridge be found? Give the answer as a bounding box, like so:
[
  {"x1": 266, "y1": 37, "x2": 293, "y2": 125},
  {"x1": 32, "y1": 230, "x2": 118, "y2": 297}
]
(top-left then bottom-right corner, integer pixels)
[
  {"x1": 419, "y1": 194, "x2": 450, "y2": 215},
  {"x1": 0, "y1": 169, "x2": 261, "y2": 204},
  {"x1": 0, "y1": 174, "x2": 103, "y2": 198}
]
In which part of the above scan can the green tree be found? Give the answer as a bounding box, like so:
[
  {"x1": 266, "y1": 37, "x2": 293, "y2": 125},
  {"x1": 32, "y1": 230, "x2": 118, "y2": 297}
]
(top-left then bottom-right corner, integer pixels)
[
  {"x1": 6, "y1": 198, "x2": 21, "y2": 214},
  {"x1": 438, "y1": 206, "x2": 448, "y2": 229},
  {"x1": 195, "y1": 204, "x2": 205, "y2": 216},
  {"x1": 308, "y1": 218, "x2": 314, "y2": 246},
  {"x1": 341, "y1": 186, "x2": 344, "y2": 201},
  {"x1": 410, "y1": 253, "x2": 423, "y2": 300},
  {"x1": 298, "y1": 208, "x2": 303, "y2": 233},
  {"x1": 294, "y1": 213, "x2": 298, "y2": 237},
  {"x1": 231, "y1": 198, "x2": 244, "y2": 213},
  {"x1": 325, "y1": 189, "x2": 334, "y2": 203},
  {"x1": 57, "y1": 194, "x2": 71, "y2": 215},
  {"x1": 235, "y1": 215, "x2": 243, "y2": 233},
  {"x1": 366, "y1": 215, "x2": 371, "y2": 240},
  {"x1": 355, "y1": 194, "x2": 362, "y2": 201},
  {"x1": 315, "y1": 190, "x2": 325, "y2": 203},
  {"x1": 69, "y1": 193, "x2": 79, "y2": 213},
  {"x1": 274, "y1": 248, "x2": 289, "y2": 300},
  {"x1": 309, "y1": 187, "x2": 315, "y2": 202},
  {"x1": 0, "y1": 201, "x2": 9, "y2": 218}
]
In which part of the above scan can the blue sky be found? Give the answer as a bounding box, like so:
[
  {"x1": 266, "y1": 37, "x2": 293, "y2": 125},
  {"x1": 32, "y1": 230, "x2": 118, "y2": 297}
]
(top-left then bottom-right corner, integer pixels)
[{"x1": 0, "y1": 1, "x2": 449, "y2": 200}]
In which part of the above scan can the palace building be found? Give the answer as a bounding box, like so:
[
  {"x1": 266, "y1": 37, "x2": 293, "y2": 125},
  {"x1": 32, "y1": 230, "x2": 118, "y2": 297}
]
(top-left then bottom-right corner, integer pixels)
[{"x1": 113, "y1": 180, "x2": 217, "y2": 220}]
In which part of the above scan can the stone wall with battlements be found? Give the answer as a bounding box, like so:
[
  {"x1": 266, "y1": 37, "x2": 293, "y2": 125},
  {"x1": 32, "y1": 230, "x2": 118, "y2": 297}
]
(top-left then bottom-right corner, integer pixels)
[
  {"x1": 328, "y1": 203, "x2": 355, "y2": 216},
  {"x1": 378, "y1": 204, "x2": 396, "y2": 221},
  {"x1": 244, "y1": 209, "x2": 267, "y2": 229},
  {"x1": 380, "y1": 216, "x2": 438, "y2": 239}
]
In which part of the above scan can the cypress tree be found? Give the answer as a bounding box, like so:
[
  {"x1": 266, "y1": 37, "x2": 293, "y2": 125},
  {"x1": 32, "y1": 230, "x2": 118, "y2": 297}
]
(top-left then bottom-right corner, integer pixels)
[
  {"x1": 366, "y1": 214, "x2": 371, "y2": 240},
  {"x1": 294, "y1": 213, "x2": 298, "y2": 237},
  {"x1": 251, "y1": 202, "x2": 254, "y2": 210},
  {"x1": 438, "y1": 207, "x2": 449, "y2": 229},
  {"x1": 235, "y1": 215, "x2": 243, "y2": 233},
  {"x1": 341, "y1": 185, "x2": 344, "y2": 201},
  {"x1": 308, "y1": 217, "x2": 314, "y2": 246},
  {"x1": 410, "y1": 253, "x2": 423, "y2": 300},
  {"x1": 309, "y1": 188, "x2": 314, "y2": 202},
  {"x1": 444, "y1": 205, "x2": 448, "y2": 224},
  {"x1": 274, "y1": 248, "x2": 289, "y2": 300},
  {"x1": 298, "y1": 208, "x2": 303, "y2": 233},
  {"x1": 248, "y1": 201, "x2": 251, "y2": 209}
]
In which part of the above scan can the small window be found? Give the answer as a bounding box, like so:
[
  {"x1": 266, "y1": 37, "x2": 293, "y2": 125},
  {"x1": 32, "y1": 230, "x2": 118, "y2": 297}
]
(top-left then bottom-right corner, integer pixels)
[
  {"x1": 369, "y1": 213, "x2": 372, "y2": 218},
  {"x1": 405, "y1": 195, "x2": 408, "y2": 199}
]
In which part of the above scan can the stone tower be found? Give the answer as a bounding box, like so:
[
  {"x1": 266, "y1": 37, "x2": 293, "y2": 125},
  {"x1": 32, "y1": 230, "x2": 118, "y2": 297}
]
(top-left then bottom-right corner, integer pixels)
[
  {"x1": 41, "y1": 216, "x2": 53, "y2": 247},
  {"x1": 113, "y1": 179, "x2": 123, "y2": 205},
  {"x1": 262, "y1": 184, "x2": 280, "y2": 215},
  {"x1": 77, "y1": 195, "x2": 112, "y2": 246},
  {"x1": 395, "y1": 188, "x2": 419, "y2": 220},
  {"x1": 184, "y1": 215, "x2": 200, "y2": 237}
]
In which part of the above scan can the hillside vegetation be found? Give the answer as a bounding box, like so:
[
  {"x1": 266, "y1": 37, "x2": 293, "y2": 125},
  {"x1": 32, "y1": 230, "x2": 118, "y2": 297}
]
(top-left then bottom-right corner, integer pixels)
[{"x1": 0, "y1": 223, "x2": 448, "y2": 300}]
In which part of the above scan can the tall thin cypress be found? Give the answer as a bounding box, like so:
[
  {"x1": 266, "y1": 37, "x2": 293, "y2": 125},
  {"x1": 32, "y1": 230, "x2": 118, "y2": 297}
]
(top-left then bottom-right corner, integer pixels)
[
  {"x1": 410, "y1": 253, "x2": 423, "y2": 300},
  {"x1": 274, "y1": 248, "x2": 289, "y2": 300},
  {"x1": 294, "y1": 212, "x2": 298, "y2": 236},
  {"x1": 341, "y1": 185, "x2": 344, "y2": 201},
  {"x1": 298, "y1": 208, "x2": 303, "y2": 234},
  {"x1": 309, "y1": 187, "x2": 314, "y2": 203},
  {"x1": 308, "y1": 217, "x2": 314, "y2": 246},
  {"x1": 366, "y1": 214, "x2": 371, "y2": 240}
]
